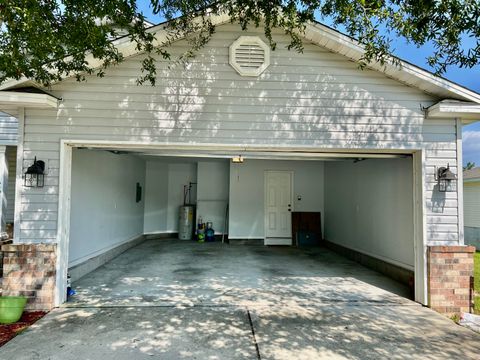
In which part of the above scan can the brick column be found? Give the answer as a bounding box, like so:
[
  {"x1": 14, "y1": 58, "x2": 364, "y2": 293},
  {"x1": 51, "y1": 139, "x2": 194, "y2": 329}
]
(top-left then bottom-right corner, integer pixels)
[
  {"x1": 1, "y1": 244, "x2": 57, "y2": 310},
  {"x1": 428, "y1": 245, "x2": 475, "y2": 315}
]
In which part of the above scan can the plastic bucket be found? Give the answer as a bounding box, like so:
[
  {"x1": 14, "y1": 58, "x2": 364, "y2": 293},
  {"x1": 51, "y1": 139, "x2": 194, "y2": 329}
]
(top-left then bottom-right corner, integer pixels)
[{"x1": 0, "y1": 296, "x2": 28, "y2": 324}]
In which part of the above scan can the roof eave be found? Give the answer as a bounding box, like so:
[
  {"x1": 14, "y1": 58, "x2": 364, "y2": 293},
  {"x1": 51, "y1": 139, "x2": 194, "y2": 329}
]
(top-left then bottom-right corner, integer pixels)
[
  {"x1": 0, "y1": 91, "x2": 59, "y2": 109},
  {"x1": 427, "y1": 101, "x2": 480, "y2": 123}
]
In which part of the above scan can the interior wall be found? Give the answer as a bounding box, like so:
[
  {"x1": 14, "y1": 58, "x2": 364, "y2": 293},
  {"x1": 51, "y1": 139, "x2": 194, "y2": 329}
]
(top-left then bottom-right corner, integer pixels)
[
  {"x1": 69, "y1": 149, "x2": 146, "y2": 267},
  {"x1": 229, "y1": 159, "x2": 325, "y2": 239},
  {"x1": 197, "y1": 160, "x2": 229, "y2": 233},
  {"x1": 143, "y1": 160, "x2": 169, "y2": 233},
  {"x1": 324, "y1": 158, "x2": 414, "y2": 270},
  {"x1": 143, "y1": 160, "x2": 197, "y2": 234},
  {"x1": 166, "y1": 163, "x2": 197, "y2": 232}
]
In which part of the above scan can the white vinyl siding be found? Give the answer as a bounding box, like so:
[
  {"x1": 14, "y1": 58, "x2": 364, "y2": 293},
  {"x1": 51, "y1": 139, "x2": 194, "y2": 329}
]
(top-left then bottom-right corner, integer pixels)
[
  {"x1": 464, "y1": 182, "x2": 480, "y2": 228},
  {"x1": 0, "y1": 112, "x2": 18, "y2": 145},
  {"x1": 18, "y1": 24, "x2": 459, "y2": 244}
]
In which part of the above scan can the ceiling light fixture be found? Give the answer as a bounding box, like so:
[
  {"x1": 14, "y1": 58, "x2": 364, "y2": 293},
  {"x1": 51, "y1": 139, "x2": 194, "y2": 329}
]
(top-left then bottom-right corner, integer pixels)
[{"x1": 232, "y1": 155, "x2": 244, "y2": 163}]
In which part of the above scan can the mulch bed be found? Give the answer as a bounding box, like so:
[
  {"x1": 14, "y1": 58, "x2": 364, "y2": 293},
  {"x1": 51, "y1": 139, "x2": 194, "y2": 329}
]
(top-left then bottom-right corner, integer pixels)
[{"x1": 0, "y1": 311, "x2": 47, "y2": 347}]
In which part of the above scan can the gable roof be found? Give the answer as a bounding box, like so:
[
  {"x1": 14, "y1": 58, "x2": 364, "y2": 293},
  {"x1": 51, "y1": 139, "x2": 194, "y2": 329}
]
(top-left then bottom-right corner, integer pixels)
[
  {"x1": 464, "y1": 167, "x2": 480, "y2": 181},
  {"x1": 1, "y1": 13, "x2": 480, "y2": 106}
]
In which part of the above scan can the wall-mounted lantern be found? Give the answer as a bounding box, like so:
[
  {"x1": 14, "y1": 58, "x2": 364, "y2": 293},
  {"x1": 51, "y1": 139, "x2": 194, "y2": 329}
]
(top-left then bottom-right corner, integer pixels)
[
  {"x1": 435, "y1": 164, "x2": 457, "y2": 192},
  {"x1": 24, "y1": 157, "x2": 45, "y2": 188}
]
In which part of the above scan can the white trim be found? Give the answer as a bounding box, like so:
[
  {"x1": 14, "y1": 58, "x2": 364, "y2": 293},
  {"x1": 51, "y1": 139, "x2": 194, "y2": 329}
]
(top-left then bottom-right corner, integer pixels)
[
  {"x1": 456, "y1": 119, "x2": 465, "y2": 245},
  {"x1": 13, "y1": 108, "x2": 25, "y2": 243},
  {"x1": 413, "y1": 150, "x2": 428, "y2": 305},
  {"x1": 53, "y1": 139, "x2": 422, "y2": 305},
  {"x1": 0, "y1": 91, "x2": 58, "y2": 108},
  {"x1": 264, "y1": 238, "x2": 292, "y2": 246},
  {"x1": 426, "y1": 240, "x2": 466, "y2": 246},
  {"x1": 54, "y1": 141, "x2": 73, "y2": 306},
  {"x1": 60, "y1": 139, "x2": 418, "y2": 155},
  {"x1": 0, "y1": 141, "x2": 19, "y2": 146},
  {"x1": 427, "y1": 101, "x2": 480, "y2": 121},
  {"x1": 228, "y1": 236, "x2": 263, "y2": 240}
]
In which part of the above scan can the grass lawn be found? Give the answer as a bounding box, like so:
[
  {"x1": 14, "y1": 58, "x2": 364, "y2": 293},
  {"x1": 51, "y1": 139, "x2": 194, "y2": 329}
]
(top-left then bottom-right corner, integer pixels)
[{"x1": 475, "y1": 252, "x2": 480, "y2": 314}]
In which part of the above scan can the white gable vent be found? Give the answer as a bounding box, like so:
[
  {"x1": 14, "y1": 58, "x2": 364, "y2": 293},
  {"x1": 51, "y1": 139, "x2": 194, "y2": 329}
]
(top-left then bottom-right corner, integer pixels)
[{"x1": 229, "y1": 36, "x2": 270, "y2": 77}]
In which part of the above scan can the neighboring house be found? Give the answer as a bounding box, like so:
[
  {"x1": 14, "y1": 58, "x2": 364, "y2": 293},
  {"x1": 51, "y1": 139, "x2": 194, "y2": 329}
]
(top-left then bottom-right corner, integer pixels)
[
  {"x1": 0, "y1": 16, "x2": 479, "y2": 315},
  {"x1": 464, "y1": 167, "x2": 480, "y2": 249}
]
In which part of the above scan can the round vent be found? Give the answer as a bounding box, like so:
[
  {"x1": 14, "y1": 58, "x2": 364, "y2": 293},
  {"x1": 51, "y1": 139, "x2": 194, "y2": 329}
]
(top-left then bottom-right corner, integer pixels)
[{"x1": 229, "y1": 36, "x2": 270, "y2": 77}]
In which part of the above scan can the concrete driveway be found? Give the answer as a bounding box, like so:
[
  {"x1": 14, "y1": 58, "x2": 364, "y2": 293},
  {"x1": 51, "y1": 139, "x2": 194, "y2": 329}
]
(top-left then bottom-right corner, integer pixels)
[{"x1": 1, "y1": 239, "x2": 479, "y2": 359}]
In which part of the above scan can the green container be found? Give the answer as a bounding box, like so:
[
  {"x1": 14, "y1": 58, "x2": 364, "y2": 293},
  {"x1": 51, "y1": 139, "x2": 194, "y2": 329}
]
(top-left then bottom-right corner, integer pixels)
[{"x1": 0, "y1": 296, "x2": 28, "y2": 324}]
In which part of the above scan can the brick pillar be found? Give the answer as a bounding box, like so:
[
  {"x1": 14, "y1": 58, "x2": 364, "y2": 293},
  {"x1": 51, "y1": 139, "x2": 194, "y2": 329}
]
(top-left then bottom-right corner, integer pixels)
[
  {"x1": 428, "y1": 245, "x2": 475, "y2": 315},
  {"x1": 1, "y1": 244, "x2": 57, "y2": 310}
]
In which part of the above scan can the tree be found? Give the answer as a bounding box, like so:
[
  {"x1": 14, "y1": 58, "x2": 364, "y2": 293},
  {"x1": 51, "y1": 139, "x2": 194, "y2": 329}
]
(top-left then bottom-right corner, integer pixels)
[
  {"x1": 1, "y1": 0, "x2": 479, "y2": 86},
  {"x1": 464, "y1": 162, "x2": 476, "y2": 171}
]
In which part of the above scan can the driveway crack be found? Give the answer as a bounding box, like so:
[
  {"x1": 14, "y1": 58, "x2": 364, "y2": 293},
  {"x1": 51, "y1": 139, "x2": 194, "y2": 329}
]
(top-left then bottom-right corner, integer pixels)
[{"x1": 247, "y1": 308, "x2": 261, "y2": 360}]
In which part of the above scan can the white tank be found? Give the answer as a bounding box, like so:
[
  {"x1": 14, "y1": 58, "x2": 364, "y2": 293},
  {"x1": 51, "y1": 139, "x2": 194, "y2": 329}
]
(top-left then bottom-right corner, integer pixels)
[{"x1": 178, "y1": 205, "x2": 194, "y2": 240}]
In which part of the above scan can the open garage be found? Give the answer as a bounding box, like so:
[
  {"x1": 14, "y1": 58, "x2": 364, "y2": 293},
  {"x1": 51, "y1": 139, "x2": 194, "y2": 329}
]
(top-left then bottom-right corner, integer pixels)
[{"x1": 62, "y1": 146, "x2": 418, "y2": 307}]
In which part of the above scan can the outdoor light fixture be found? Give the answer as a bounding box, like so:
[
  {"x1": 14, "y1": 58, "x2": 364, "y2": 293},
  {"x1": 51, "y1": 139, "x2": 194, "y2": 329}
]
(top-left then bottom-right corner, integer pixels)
[
  {"x1": 24, "y1": 157, "x2": 45, "y2": 188},
  {"x1": 232, "y1": 155, "x2": 244, "y2": 163},
  {"x1": 435, "y1": 164, "x2": 457, "y2": 192}
]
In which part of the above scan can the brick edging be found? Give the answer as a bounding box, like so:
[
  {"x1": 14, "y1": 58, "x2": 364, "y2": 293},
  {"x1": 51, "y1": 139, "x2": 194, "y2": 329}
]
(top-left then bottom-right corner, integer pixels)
[
  {"x1": 428, "y1": 245, "x2": 476, "y2": 254},
  {"x1": 1, "y1": 244, "x2": 56, "y2": 252}
]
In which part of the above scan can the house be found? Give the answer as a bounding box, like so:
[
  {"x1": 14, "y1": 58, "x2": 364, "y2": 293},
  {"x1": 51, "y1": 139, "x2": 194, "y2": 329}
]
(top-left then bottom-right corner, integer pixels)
[
  {"x1": 0, "y1": 15, "x2": 478, "y2": 315},
  {"x1": 464, "y1": 167, "x2": 480, "y2": 248}
]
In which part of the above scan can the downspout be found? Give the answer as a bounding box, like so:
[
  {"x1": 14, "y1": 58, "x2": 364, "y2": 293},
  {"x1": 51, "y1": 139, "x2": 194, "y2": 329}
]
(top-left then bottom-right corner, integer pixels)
[{"x1": 455, "y1": 118, "x2": 465, "y2": 245}]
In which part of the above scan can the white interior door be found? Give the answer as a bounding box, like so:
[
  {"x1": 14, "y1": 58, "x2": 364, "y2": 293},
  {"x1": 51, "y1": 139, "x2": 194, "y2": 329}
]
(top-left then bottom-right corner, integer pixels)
[{"x1": 265, "y1": 171, "x2": 292, "y2": 245}]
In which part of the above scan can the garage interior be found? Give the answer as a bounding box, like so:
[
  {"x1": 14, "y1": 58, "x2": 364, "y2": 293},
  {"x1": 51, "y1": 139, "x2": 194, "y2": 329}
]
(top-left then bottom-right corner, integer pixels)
[{"x1": 66, "y1": 147, "x2": 415, "y2": 306}]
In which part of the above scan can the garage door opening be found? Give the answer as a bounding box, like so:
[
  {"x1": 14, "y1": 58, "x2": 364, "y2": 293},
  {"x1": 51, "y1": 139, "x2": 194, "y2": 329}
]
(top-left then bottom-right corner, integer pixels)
[
  {"x1": 324, "y1": 157, "x2": 415, "y2": 291},
  {"x1": 59, "y1": 145, "x2": 421, "y2": 307}
]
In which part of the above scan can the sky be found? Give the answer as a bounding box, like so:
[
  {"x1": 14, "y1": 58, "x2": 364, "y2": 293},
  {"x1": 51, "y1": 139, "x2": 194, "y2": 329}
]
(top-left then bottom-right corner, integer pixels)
[
  {"x1": 136, "y1": 2, "x2": 480, "y2": 166},
  {"x1": 388, "y1": 39, "x2": 480, "y2": 167}
]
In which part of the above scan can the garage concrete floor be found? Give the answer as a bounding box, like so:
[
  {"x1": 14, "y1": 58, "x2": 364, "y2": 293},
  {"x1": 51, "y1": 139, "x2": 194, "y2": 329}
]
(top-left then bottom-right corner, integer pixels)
[{"x1": 1, "y1": 239, "x2": 480, "y2": 359}]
